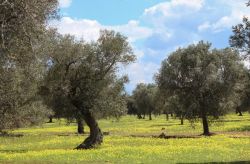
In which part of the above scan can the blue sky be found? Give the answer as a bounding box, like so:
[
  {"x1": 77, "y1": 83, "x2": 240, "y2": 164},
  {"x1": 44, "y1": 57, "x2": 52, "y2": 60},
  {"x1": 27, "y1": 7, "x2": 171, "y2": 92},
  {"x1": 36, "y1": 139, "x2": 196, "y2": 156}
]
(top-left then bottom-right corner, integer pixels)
[
  {"x1": 56, "y1": 0, "x2": 250, "y2": 93},
  {"x1": 60, "y1": 0, "x2": 167, "y2": 25}
]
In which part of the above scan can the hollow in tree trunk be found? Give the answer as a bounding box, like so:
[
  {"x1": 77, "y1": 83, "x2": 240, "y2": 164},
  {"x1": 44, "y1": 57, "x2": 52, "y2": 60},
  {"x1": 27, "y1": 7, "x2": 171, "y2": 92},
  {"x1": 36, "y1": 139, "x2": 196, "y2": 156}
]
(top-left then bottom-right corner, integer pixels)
[
  {"x1": 77, "y1": 118, "x2": 84, "y2": 134},
  {"x1": 201, "y1": 112, "x2": 210, "y2": 135},
  {"x1": 75, "y1": 111, "x2": 103, "y2": 149}
]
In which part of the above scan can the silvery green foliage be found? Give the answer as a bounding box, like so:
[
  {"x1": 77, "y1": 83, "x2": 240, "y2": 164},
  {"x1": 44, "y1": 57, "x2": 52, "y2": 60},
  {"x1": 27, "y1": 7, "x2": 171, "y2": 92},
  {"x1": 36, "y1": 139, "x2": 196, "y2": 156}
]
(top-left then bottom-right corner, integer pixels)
[
  {"x1": 156, "y1": 41, "x2": 245, "y2": 130},
  {"x1": 132, "y1": 83, "x2": 157, "y2": 119},
  {"x1": 40, "y1": 30, "x2": 135, "y2": 120},
  {"x1": 230, "y1": 1, "x2": 250, "y2": 58},
  {"x1": 0, "y1": 0, "x2": 58, "y2": 131},
  {"x1": 230, "y1": 17, "x2": 250, "y2": 58}
]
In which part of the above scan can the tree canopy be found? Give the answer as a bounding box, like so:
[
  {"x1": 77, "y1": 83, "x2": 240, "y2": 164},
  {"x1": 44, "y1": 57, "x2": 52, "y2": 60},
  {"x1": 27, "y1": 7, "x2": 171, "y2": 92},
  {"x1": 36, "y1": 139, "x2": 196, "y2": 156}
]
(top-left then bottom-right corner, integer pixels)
[
  {"x1": 156, "y1": 41, "x2": 245, "y2": 135},
  {"x1": 132, "y1": 83, "x2": 157, "y2": 120},
  {"x1": 0, "y1": 0, "x2": 58, "y2": 131},
  {"x1": 40, "y1": 30, "x2": 135, "y2": 149},
  {"x1": 230, "y1": 17, "x2": 250, "y2": 58}
]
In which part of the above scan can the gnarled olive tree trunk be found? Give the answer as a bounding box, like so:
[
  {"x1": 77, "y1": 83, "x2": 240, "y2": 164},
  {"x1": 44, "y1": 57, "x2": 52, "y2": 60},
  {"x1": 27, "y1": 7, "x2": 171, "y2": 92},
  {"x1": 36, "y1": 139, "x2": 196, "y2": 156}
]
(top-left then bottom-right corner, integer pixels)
[{"x1": 75, "y1": 111, "x2": 103, "y2": 149}]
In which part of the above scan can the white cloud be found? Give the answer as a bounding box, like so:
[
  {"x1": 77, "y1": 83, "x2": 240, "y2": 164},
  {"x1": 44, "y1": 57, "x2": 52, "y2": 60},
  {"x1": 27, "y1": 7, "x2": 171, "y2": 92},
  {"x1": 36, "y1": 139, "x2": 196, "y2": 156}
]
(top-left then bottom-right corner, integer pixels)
[
  {"x1": 172, "y1": 0, "x2": 204, "y2": 9},
  {"x1": 59, "y1": 0, "x2": 72, "y2": 8},
  {"x1": 53, "y1": 0, "x2": 250, "y2": 92},
  {"x1": 145, "y1": 0, "x2": 250, "y2": 34},
  {"x1": 133, "y1": 48, "x2": 145, "y2": 59},
  {"x1": 54, "y1": 17, "x2": 101, "y2": 41},
  {"x1": 110, "y1": 20, "x2": 153, "y2": 42},
  {"x1": 144, "y1": 0, "x2": 204, "y2": 18},
  {"x1": 198, "y1": 14, "x2": 241, "y2": 33},
  {"x1": 52, "y1": 17, "x2": 154, "y2": 92},
  {"x1": 198, "y1": 0, "x2": 250, "y2": 33},
  {"x1": 142, "y1": 0, "x2": 205, "y2": 41},
  {"x1": 53, "y1": 17, "x2": 153, "y2": 43},
  {"x1": 198, "y1": 21, "x2": 211, "y2": 32},
  {"x1": 120, "y1": 62, "x2": 159, "y2": 91}
]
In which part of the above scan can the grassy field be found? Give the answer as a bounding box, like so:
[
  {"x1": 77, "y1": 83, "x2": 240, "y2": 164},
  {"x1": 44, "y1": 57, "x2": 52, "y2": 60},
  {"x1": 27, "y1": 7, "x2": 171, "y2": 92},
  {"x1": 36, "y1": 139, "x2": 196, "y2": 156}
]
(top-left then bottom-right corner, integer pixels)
[{"x1": 0, "y1": 113, "x2": 250, "y2": 163}]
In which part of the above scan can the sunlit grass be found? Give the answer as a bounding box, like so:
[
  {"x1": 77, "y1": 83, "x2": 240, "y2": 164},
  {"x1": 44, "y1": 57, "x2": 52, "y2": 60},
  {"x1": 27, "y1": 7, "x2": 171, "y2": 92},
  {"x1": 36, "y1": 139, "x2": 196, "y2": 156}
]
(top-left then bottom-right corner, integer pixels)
[{"x1": 0, "y1": 113, "x2": 249, "y2": 163}]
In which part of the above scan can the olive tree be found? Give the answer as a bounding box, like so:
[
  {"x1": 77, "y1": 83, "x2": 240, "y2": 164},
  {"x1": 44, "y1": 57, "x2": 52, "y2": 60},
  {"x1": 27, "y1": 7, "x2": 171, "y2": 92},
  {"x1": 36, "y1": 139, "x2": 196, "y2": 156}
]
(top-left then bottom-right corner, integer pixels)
[
  {"x1": 230, "y1": 1, "x2": 250, "y2": 113},
  {"x1": 156, "y1": 41, "x2": 245, "y2": 135},
  {"x1": 166, "y1": 95, "x2": 186, "y2": 124},
  {"x1": 229, "y1": 0, "x2": 250, "y2": 57},
  {"x1": 132, "y1": 83, "x2": 157, "y2": 120},
  {"x1": 40, "y1": 30, "x2": 135, "y2": 149},
  {"x1": 230, "y1": 16, "x2": 250, "y2": 58},
  {"x1": 0, "y1": 0, "x2": 58, "y2": 131},
  {"x1": 126, "y1": 96, "x2": 139, "y2": 116},
  {"x1": 233, "y1": 70, "x2": 250, "y2": 115}
]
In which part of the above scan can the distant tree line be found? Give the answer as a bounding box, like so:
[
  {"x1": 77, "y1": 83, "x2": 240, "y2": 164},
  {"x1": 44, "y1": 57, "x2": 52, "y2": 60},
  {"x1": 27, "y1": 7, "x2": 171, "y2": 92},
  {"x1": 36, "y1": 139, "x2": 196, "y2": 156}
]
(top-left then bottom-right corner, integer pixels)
[{"x1": 128, "y1": 42, "x2": 249, "y2": 135}]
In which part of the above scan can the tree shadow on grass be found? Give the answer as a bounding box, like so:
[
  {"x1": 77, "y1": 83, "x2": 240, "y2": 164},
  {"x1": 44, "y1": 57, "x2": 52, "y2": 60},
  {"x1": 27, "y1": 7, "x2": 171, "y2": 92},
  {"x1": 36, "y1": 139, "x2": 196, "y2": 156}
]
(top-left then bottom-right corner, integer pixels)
[
  {"x1": 150, "y1": 123, "x2": 180, "y2": 127},
  {"x1": 0, "y1": 150, "x2": 28, "y2": 153},
  {"x1": 216, "y1": 119, "x2": 250, "y2": 123},
  {"x1": 228, "y1": 125, "x2": 250, "y2": 132},
  {"x1": 178, "y1": 161, "x2": 250, "y2": 164},
  {"x1": 0, "y1": 131, "x2": 23, "y2": 138},
  {"x1": 130, "y1": 133, "x2": 202, "y2": 139}
]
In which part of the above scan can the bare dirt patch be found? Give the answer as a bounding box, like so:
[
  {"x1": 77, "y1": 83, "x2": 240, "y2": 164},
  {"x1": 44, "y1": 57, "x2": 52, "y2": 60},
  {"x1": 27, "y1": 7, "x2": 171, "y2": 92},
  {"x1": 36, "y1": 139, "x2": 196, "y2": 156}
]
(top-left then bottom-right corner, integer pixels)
[{"x1": 129, "y1": 132, "x2": 203, "y2": 139}]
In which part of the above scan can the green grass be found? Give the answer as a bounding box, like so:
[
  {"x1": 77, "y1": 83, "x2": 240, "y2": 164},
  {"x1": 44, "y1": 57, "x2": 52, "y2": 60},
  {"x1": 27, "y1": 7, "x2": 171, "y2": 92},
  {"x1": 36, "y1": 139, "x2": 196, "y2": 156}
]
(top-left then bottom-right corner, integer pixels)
[{"x1": 0, "y1": 113, "x2": 250, "y2": 163}]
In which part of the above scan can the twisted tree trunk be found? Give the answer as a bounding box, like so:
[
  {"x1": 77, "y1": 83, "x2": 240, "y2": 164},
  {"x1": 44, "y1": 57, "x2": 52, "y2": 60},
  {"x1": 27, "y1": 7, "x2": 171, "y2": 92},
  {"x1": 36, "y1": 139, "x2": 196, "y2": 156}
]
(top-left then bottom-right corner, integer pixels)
[{"x1": 75, "y1": 111, "x2": 103, "y2": 149}]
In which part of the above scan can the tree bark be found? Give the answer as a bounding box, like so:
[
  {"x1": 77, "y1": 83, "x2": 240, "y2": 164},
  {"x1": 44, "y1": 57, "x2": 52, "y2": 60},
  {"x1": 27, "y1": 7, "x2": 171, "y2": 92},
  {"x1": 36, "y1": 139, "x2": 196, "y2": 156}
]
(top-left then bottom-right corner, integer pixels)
[
  {"x1": 180, "y1": 114, "x2": 184, "y2": 125},
  {"x1": 77, "y1": 118, "x2": 84, "y2": 134},
  {"x1": 48, "y1": 116, "x2": 53, "y2": 123},
  {"x1": 166, "y1": 113, "x2": 169, "y2": 121},
  {"x1": 238, "y1": 111, "x2": 243, "y2": 116},
  {"x1": 236, "y1": 107, "x2": 243, "y2": 116},
  {"x1": 75, "y1": 111, "x2": 103, "y2": 149},
  {"x1": 149, "y1": 112, "x2": 152, "y2": 120},
  {"x1": 137, "y1": 113, "x2": 142, "y2": 119},
  {"x1": 201, "y1": 113, "x2": 210, "y2": 135}
]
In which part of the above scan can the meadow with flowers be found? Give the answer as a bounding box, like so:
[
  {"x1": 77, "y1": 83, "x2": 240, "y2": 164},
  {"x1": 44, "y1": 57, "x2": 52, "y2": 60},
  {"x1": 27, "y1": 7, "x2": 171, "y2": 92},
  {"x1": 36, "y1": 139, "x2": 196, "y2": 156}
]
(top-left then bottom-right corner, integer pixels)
[{"x1": 0, "y1": 113, "x2": 249, "y2": 163}]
